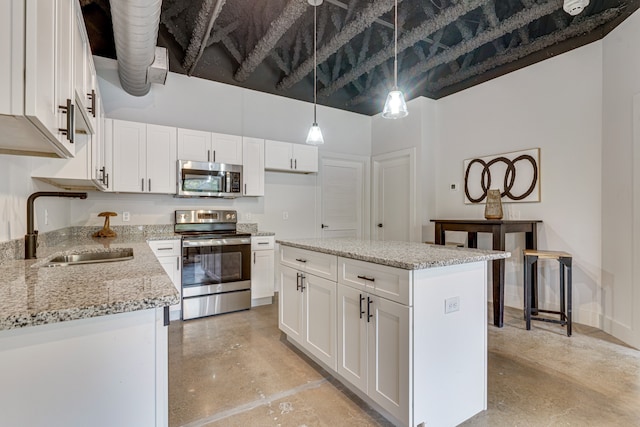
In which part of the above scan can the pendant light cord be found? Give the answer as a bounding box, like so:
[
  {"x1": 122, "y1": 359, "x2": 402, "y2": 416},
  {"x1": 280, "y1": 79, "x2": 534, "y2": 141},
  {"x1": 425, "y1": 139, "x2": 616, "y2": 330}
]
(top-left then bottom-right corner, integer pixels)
[
  {"x1": 393, "y1": 0, "x2": 398, "y2": 89},
  {"x1": 313, "y1": 4, "x2": 318, "y2": 124}
]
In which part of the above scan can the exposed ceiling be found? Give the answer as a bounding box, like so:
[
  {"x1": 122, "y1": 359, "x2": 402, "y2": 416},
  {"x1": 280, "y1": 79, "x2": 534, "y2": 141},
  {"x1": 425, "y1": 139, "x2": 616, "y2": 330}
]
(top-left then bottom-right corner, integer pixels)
[{"x1": 81, "y1": 0, "x2": 638, "y2": 116}]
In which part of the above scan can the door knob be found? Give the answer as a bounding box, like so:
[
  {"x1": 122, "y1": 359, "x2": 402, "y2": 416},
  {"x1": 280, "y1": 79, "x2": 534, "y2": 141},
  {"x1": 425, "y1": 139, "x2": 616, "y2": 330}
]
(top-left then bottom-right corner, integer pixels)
[{"x1": 377, "y1": 223, "x2": 383, "y2": 228}]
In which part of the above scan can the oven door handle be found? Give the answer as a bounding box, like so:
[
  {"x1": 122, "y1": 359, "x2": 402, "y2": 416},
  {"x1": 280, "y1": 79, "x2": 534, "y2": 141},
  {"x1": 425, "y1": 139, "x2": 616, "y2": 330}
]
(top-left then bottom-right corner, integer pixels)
[{"x1": 182, "y1": 237, "x2": 251, "y2": 247}]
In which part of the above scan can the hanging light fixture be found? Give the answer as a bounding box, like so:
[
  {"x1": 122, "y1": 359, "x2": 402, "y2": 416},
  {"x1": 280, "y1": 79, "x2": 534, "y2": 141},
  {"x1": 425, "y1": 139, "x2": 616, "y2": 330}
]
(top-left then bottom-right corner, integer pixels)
[
  {"x1": 306, "y1": 0, "x2": 324, "y2": 145},
  {"x1": 382, "y1": 0, "x2": 408, "y2": 119}
]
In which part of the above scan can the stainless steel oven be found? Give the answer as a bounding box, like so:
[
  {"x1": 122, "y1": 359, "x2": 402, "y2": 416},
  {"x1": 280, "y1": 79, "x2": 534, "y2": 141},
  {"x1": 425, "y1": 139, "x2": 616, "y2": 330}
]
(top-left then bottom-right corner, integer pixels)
[{"x1": 175, "y1": 210, "x2": 251, "y2": 320}]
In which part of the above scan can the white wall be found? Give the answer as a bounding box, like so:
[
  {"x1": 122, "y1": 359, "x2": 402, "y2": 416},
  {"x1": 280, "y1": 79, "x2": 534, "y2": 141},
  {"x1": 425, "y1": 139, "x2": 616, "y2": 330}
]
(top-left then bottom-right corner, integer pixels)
[
  {"x1": 602, "y1": 9, "x2": 640, "y2": 347},
  {"x1": 434, "y1": 42, "x2": 604, "y2": 328},
  {"x1": 0, "y1": 155, "x2": 75, "y2": 243},
  {"x1": 69, "y1": 57, "x2": 371, "y2": 240}
]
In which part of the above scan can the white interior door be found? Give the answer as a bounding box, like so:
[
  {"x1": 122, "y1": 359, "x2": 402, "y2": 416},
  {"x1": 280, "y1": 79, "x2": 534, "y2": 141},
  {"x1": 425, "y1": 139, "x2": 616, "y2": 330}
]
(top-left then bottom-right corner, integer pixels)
[
  {"x1": 372, "y1": 149, "x2": 415, "y2": 242},
  {"x1": 320, "y1": 156, "x2": 367, "y2": 238}
]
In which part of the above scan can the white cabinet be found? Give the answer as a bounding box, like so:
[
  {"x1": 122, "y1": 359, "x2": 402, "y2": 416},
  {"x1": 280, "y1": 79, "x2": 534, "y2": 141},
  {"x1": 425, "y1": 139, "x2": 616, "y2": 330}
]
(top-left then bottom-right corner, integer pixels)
[
  {"x1": 279, "y1": 264, "x2": 337, "y2": 370},
  {"x1": 242, "y1": 137, "x2": 265, "y2": 196},
  {"x1": 149, "y1": 239, "x2": 182, "y2": 321},
  {"x1": 337, "y1": 279, "x2": 410, "y2": 425},
  {"x1": 71, "y1": 2, "x2": 95, "y2": 135},
  {"x1": 31, "y1": 86, "x2": 107, "y2": 191},
  {"x1": 177, "y1": 128, "x2": 242, "y2": 164},
  {"x1": 0, "y1": 0, "x2": 77, "y2": 158},
  {"x1": 280, "y1": 245, "x2": 489, "y2": 427},
  {"x1": 265, "y1": 140, "x2": 318, "y2": 173},
  {"x1": 113, "y1": 120, "x2": 177, "y2": 194},
  {"x1": 0, "y1": 309, "x2": 168, "y2": 427},
  {"x1": 279, "y1": 246, "x2": 338, "y2": 370},
  {"x1": 251, "y1": 236, "x2": 274, "y2": 306}
]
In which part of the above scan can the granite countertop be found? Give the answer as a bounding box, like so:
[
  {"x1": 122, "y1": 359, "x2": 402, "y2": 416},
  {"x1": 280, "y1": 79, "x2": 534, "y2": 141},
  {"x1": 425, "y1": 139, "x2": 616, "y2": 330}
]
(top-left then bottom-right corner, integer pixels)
[
  {"x1": 277, "y1": 238, "x2": 510, "y2": 270},
  {"x1": 0, "y1": 232, "x2": 180, "y2": 331}
]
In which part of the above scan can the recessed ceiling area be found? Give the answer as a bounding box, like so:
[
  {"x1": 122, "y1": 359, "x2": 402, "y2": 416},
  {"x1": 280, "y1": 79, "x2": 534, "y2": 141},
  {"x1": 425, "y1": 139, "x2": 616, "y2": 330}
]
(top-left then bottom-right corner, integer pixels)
[{"x1": 80, "y1": 0, "x2": 639, "y2": 115}]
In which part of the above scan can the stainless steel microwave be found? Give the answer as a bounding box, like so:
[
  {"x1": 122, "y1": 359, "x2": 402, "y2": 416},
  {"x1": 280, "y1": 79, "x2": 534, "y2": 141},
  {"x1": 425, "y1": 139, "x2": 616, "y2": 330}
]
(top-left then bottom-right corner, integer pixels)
[{"x1": 176, "y1": 160, "x2": 242, "y2": 198}]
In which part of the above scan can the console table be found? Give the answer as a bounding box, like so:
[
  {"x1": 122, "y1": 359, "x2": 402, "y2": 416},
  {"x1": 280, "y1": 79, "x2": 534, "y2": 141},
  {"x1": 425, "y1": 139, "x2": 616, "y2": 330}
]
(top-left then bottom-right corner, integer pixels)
[{"x1": 431, "y1": 219, "x2": 542, "y2": 327}]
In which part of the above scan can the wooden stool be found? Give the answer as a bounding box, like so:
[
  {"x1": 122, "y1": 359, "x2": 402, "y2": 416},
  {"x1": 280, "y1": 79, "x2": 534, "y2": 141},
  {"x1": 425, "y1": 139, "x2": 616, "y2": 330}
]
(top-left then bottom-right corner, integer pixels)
[{"x1": 523, "y1": 249, "x2": 572, "y2": 336}]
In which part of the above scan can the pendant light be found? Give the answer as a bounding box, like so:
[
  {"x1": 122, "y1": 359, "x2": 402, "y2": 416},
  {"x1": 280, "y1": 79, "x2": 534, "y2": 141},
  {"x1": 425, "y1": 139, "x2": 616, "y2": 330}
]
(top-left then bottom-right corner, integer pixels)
[
  {"x1": 382, "y1": 0, "x2": 408, "y2": 119},
  {"x1": 306, "y1": 0, "x2": 324, "y2": 145}
]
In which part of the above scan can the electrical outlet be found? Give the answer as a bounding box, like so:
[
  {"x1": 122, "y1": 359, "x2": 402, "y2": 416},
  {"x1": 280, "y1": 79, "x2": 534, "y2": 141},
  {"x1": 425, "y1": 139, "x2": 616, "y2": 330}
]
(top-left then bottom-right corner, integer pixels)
[
  {"x1": 445, "y1": 296, "x2": 460, "y2": 314},
  {"x1": 282, "y1": 211, "x2": 289, "y2": 220},
  {"x1": 245, "y1": 212, "x2": 252, "y2": 220},
  {"x1": 122, "y1": 211, "x2": 130, "y2": 222}
]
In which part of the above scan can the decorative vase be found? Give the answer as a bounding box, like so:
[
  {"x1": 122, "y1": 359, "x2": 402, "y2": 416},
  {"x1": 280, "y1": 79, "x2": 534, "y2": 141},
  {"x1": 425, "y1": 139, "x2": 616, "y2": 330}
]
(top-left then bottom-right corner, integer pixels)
[{"x1": 484, "y1": 189, "x2": 503, "y2": 220}]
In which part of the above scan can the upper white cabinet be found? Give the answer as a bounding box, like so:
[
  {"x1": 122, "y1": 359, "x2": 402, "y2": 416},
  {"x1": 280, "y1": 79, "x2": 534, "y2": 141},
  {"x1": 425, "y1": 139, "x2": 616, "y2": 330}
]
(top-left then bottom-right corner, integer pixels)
[
  {"x1": 265, "y1": 140, "x2": 318, "y2": 173},
  {"x1": 112, "y1": 120, "x2": 177, "y2": 194},
  {"x1": 242, "y1": 137, "x2": 265, "y2": 196},
  {"x1": 177, "y1": 128, "x2": 242, "y2": 164},
  {"x1": 0, "y1": 0, "x2": 97, "y2": 158}
]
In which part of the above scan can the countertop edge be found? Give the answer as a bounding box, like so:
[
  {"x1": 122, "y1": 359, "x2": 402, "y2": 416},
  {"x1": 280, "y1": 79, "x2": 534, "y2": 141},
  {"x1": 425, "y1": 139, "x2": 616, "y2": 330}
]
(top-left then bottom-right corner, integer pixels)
[{"x1": 277, "y1": 239, "x2": 510, "y2": 270}]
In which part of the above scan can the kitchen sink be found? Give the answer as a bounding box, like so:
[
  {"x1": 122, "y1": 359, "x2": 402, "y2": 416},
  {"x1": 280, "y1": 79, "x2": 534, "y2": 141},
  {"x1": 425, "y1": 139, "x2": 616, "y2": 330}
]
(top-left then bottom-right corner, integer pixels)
[{"x1": 44, "y1": 248, "x2": 134, "y2": 267}]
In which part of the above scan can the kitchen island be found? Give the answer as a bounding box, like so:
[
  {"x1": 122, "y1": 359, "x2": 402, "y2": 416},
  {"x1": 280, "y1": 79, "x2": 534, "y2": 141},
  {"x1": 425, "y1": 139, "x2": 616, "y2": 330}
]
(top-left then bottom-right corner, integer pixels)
[
  {"x1": 0, "y1": 231, "x2": 179, "y2": 427},
  {"x1": 277, "y1": 238, "x2": 509, "y2": 427}
]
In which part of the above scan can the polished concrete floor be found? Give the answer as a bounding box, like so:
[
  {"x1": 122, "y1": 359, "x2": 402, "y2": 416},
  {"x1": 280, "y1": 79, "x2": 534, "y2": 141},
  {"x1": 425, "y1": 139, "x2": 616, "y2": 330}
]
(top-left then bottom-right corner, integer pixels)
[{"x1": 168, "y1": 300, "x2": 640, "y2": 427}]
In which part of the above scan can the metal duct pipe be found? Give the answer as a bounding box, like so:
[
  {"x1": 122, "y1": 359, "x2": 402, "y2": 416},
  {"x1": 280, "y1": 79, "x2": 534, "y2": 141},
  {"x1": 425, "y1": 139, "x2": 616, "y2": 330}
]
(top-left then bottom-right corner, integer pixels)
[{"x1": 109, "y1": 0, "x2": 162, "y2": 96}]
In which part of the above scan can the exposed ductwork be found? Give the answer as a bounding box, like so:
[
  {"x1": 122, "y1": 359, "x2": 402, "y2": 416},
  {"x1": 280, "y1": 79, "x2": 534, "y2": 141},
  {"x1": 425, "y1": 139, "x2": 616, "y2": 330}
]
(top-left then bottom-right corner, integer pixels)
[{"x1": 109, "y1": 0, "x2": 163, "y2": 96}]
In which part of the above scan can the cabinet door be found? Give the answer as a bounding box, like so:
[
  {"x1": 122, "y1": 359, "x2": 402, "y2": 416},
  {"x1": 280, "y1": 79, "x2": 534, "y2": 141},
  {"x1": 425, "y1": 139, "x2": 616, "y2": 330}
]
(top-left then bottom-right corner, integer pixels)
[
  {"x1": 103, "y1": 118, "x2": 113, "y2": 191},
  {"x1": 177, "y1": 128, "x2": 211, "y2": 162},
  {"x1": 242, "y1": 137, "x2": 265, "y2": 196},
  {"x1": 146, "y1": 124, "x2": 177, "y2": 194},
  {"x1": 264, "y1": 140, "x2": 293, "y2": 170},
  {"x1": 112, "y1": 120, "x2": 146, "y2": 192},
  {"x1": 292, "y1": 144, "x2": 318, "y2": 173},
  {"x1": 72, "y1": 6, "x2": 87, "y2": 112},
  {"x1": 368, "y1": 296, "x2": 411, "y2": 426},
  {"x1": 251, "y1": 249, "x2": 274, "y2": 301},
  {"x1": 24, "y1": 0, "x2": 74, "y2": 156},
  {"x1": 211, "y1": 133, "x2": 242, "y2": 164},
  {"x1": 337, "y1": 284, "x2": 368, "y2": 393},
  {"x1": 279, "y1": 265, "x2": 304, "y2": 343},
  {"x1": 303, "y1": 273, "x2": 337, "y2": 370}
]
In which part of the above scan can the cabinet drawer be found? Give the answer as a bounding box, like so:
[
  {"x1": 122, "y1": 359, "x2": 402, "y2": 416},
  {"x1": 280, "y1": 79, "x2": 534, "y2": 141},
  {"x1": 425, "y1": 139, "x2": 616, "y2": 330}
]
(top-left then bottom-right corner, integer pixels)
[
  {"x1": 339, "y1": 257, "x2": 412, "y2": 306},
  {"x1": 252, "y1": 235, "x2": 274, "y2": 250},
  {"x1": 280, "y1": 246, "x2": 337, "y2": 281},
  {"x1": 148, "y1": 239, "x2": 181, "y2": 257}
]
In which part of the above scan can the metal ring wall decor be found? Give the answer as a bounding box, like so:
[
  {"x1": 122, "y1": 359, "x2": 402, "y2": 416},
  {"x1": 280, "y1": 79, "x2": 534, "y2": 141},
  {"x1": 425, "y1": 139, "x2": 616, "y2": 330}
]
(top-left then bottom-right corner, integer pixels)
[{"x1": 464, "y1": 154, "x2": 538, "y2": 203}]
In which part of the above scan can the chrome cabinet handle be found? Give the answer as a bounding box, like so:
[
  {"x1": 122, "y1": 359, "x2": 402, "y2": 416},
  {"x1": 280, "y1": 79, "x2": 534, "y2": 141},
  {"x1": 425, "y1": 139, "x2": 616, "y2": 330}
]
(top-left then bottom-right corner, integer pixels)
[
  {"x1": 321, "y1": 224, "x2": 328, "y2": 228},
  {"x1": 244, "y1": 183, "x2": 247, "y2": 195},
  {"x1": 296, "y1": 272, "x2": 301, "y2": 291},
  {"x1": 257, "y1": 242, "x2": 269, "y2": 245},
  {"x1": 300, "y1": 274, "x2": 305, "y2": 291},
  {"x1": 357, "y1": 275, "x2": 375, "y2": 282},
  {"x1": 359, "y1": 294, "x2": 365, "y2": 319},
  {"x1": 105, "y1": 173, "x2": 109, "y2": 188},
  {"x1": 157, "y1": 247, "x2": 173, "y2": 251},
  {"x1": 141, "y1": 178, "x2": 144, "y2": 192},
  {"x1": 294, "y1": 159, "x2": 297, "y2": 169},
  {"x1": 213, "y1": 150, "x2": 216, "y2": 162},
  {"x1": 148, "y1": 179, "x2": 151, "y2": 192},
  {"x1": 367, "y1": 297, "x2": 373, "y2": 322},
  {"x1": 290, "y1": 158, "x2": 293, "y2": 169},
  {"x1": 208, "y1": 149, "x2": 211, "y2": 162},
  {"x1": 253, "y1": 252, "x2": 256, "y2": 263}
]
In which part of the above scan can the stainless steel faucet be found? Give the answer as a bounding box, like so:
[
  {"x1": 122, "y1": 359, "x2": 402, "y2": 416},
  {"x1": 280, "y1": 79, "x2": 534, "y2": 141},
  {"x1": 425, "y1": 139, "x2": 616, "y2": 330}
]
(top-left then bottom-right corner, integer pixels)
[{"x1": 25, "y1": 192, "x2": 88, "y2": 259}]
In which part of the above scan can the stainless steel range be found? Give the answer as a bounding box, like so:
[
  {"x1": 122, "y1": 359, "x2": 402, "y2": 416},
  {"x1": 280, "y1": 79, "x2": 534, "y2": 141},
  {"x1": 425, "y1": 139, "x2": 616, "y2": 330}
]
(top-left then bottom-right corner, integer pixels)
[{"x1": 175, "y1": 209, "x2": 251, "y2": 320}]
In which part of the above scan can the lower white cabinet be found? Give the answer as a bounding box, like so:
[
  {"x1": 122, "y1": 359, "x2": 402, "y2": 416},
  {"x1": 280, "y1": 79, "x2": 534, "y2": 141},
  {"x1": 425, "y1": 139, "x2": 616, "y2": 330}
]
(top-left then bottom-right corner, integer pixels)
[
  {"x1": 338, "y1": 283, "x2": 410, "y2": 425},
  {"x1": 148, "y1": 239, "x2": 181, "y2": 320},
  {"x1": 279, "y1": 264, "x2": 337, "y2": 370},
  {"x1": 251, "y1": 236, "x2": 274, "y2": 306},
  {"x1": 0, "y1": 308, "x2": 168, "y2": 427},
  {"x1": 280, "y1": 246, "x2": 489, "y2": 427}
]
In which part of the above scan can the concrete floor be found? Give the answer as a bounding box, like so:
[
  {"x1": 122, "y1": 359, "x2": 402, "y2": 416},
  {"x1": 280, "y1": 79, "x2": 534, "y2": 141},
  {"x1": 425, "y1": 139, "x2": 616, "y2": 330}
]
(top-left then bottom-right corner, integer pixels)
[{"x1": 168, "y1": 300, "x2": 640, "y2": 427}]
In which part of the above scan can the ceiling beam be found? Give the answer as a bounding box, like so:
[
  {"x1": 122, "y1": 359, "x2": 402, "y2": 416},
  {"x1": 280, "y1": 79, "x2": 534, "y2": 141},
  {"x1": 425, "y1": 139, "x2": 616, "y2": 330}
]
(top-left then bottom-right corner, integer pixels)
[
  {"x1": 347, "y1": 0, "x2": 566, "y2": 106},
  {"x1": 319, "y1": 0, "x2": 491, "y2": 97},
  {"x1": 182, "y1": 0, "x2": 227, "y2": 75},
  {"x1": 277, "y1": 0, "x2": 400, "y2": 91},
  {"x1": 234, "y1": 0, "x2": 308, "y2": 82},
  {"x1": 429, "y1": 7, "x2": 621, "y2": 92}
]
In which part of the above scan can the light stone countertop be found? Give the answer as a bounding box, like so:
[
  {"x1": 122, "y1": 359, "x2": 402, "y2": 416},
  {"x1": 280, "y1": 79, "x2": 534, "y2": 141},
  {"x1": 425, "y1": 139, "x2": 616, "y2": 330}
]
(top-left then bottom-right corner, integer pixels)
[
  {"x1": 276, "y1": 238, "x2": 510, "y2": 270},
  {"x1": 0, "y1": 232, "x2": 180, "y2": 331}
]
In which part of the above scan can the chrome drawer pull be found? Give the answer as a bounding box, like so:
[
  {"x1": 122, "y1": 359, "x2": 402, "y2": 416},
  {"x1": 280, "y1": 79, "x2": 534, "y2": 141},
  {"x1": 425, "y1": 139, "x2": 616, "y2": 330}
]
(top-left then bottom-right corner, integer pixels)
[{"x1": 357, "y1": 275, "x2": 375, "y2": 282}]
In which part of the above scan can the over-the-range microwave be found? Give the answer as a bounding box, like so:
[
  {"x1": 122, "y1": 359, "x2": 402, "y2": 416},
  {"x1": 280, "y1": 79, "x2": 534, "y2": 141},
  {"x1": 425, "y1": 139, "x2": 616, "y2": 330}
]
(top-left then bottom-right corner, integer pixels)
[{"x1": 176, "y1": 160, "x2": 242, "y2": 198}]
